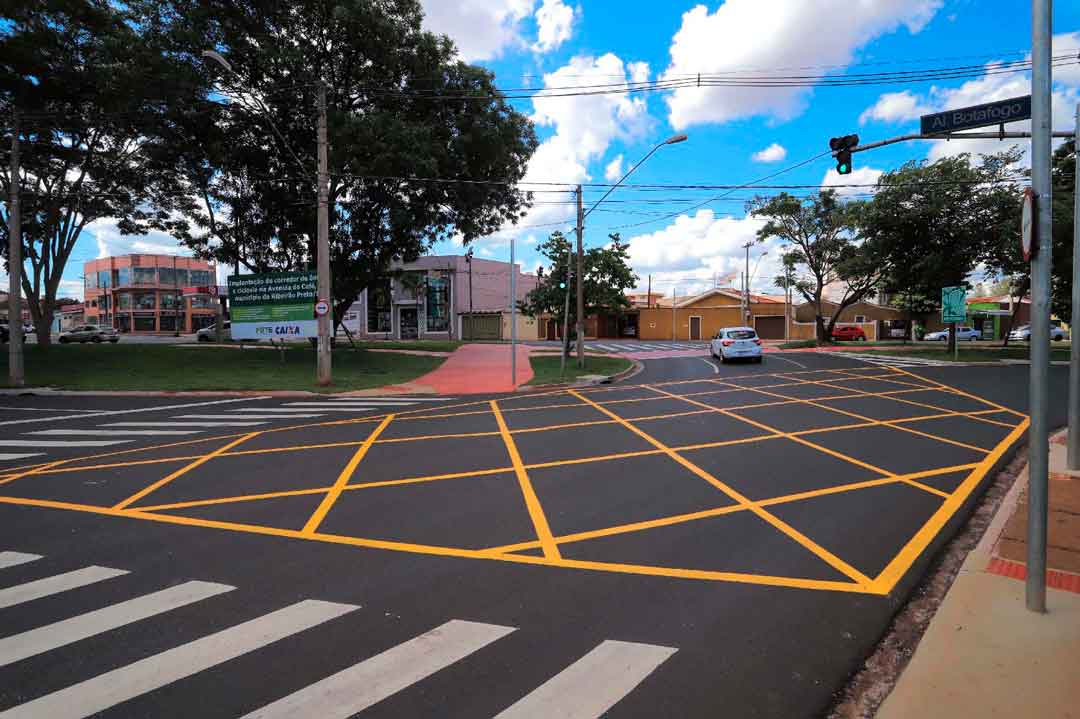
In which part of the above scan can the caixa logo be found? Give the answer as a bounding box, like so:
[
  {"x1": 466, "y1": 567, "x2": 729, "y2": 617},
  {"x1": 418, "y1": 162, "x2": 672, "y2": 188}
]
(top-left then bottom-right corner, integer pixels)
[{"x1": 255, "y1": 325, "x2": 303, "y2": 336}]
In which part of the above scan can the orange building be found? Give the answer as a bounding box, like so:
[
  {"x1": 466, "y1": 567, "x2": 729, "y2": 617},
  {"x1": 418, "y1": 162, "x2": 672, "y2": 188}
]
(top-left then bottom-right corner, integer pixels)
[{"x1": 83, "y1": 255, "x2": 218, "y2": 334}]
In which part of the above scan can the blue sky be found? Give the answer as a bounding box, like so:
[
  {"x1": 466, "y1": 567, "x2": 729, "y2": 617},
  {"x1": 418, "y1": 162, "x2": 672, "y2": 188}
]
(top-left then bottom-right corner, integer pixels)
[{"x1": 41, "y1": 0, "x2": 1080, "y2": 301}]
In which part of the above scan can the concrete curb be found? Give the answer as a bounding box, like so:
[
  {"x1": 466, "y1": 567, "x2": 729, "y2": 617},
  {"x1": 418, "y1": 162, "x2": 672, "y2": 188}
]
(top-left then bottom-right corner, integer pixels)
[{"x1": 515, "y1": 358, "x2": 643, "y2": 393}]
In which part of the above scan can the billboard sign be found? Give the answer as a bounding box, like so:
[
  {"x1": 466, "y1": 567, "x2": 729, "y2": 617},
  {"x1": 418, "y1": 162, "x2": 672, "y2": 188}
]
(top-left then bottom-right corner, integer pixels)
[
  {"x1": 227, "y1": 271, "x2": 318, "y2": 340},
  {"x1": 920, "y1": 95, "x2": 1031, "y2": 135},
  {"x1": 941, "y1": 286, "x2": 967, "y2": 324}
]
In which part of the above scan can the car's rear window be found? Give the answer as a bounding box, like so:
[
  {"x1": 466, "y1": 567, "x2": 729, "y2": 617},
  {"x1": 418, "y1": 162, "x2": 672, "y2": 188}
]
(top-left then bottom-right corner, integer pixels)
[{"x1": 726, "y1": 330, "x2": 756, "y2": 340}]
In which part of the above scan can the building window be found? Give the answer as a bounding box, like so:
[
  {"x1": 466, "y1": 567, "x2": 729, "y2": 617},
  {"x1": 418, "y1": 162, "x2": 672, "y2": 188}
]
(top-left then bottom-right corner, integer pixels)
[
  {"x1": 367, "y1": 283, "x2": 392, "y2": 333},
  {"x1": 158, "y1": 315, "x2": 178, "y2": 332},
  {"x1": 116, "y1": 267, "x2": 132, "y2": 286},
  {"x1": 425, "y1": 276, "x2": 449, "y2": 332},
  {"x1": 117, "y1": 293, "x2": 132, "y2": 310},
  {"x1": 134, "y1": 292, "x2": 156, "y2": 310},
  {"x1": 97, "y1": 270, "x2": 111, "y2": 288},
  {"x1": 117, "y1": 315, "x2": 131, "y2": 332},
  {"x1": 133, "y1": 267, "x2": 157, "y2": 285},
  {"x1": 189, "y1": 269, "x2": 211, "y2": 286},
  {"x1": 133, "y1": 315, "x2": 156, "y2": 332},
  {"x1": 854, "y1": 314, "x2": 867, "y2": 323},
  {"x1": 85, "y1": 274, "x2": 95, "y2": 290},
  {"x1": 190, "y1": 295, "x2": 214, "y2": 309},
  {"x1": 159, "y1": 268, "x2": 190, "y2": 287},
  {"x1": 99, "y1": 294, "x2": 110, "y2": 310}
]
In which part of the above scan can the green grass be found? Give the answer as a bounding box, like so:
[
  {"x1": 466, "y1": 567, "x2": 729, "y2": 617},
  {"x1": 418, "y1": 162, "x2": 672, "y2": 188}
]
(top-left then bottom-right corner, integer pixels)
[
  {"x1": 527, "y1": 354, "x2": 634, "y2": 385},
  {"x1": 1, "y1": 344, "x2": 446, "y2": 392},
  {"x1": 841, "y1": 347, "x2": 1071, "y2": 363},
  {"x1": 778, "y1": 339, "x2": 817, "y2": 349}
]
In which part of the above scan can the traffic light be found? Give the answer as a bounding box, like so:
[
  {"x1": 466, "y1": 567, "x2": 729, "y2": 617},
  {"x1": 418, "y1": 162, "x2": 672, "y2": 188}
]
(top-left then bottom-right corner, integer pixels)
[
  {"x1": 828, "y1": 134, "x2": 859, "y2": 175},
  {"x1": 559, "y1": 281, "x2": 567, "y2": 290}
]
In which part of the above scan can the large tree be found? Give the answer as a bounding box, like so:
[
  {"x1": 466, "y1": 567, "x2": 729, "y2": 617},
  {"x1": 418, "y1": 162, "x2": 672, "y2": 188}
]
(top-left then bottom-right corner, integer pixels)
[
  {"x1": 155, "y1": 0, "x2": 537, "y2": 329},
  {"x1": 860, "y1": 151, "x2": 1022, "y2": 350},
  {"x1": 751, "y1": 190, "x2": 887, "y2": 343},
  {"x1": 1, "y1": 0, "x2": 205, "y2": 343}
]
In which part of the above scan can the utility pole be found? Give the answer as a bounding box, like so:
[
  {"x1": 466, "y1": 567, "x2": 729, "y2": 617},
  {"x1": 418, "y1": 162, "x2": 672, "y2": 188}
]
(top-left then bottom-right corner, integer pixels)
[
  {"x1": 646, "y1": 274, "x2": 651, "y2": 308},
  {"x1": 742, "y1": 241, "x2": 752, "y2": 324},
  {"x1": 560, "y1": 244, "x2": 571, "y2": 375},
  {"x1": 1069, "y1": 103, "x2": 1080, "y2": 471},
  {"x1": 1026, "y1": 0, "x2": 1052, "y2": 613},
  {"x1": 575, "y1": 184, "x2": 585, "y2": 368},
  {"x1": 671, "y1": 286, "x2": 677, "y2": 341},
  {"x1": 7, "y1": 110, "x2": 23, "y2": 386},
  {"x1": 510, "y1": 237, "x2": 517, "y2": 388},
  {"x1": 316, "y1": 81, "x2": 332, "y2": 386}
]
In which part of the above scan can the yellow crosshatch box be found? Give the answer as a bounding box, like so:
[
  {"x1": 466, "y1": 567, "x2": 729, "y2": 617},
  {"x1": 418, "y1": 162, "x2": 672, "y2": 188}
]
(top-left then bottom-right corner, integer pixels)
[{"x1": 0, "y1": 366, "x2": 1026, "y2": 596}]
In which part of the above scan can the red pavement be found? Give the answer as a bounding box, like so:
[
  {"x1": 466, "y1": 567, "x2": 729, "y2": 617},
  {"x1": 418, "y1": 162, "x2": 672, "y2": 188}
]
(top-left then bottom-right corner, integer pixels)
[{"x1": 396, "y1": 343, "x2": 534, "y2": 394}]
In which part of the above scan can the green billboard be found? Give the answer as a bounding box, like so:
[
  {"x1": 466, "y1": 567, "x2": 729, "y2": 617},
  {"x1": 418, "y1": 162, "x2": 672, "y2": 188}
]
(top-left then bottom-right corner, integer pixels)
[{"x1": 227, "y1": 271, "x2": 319, "y2": 340}]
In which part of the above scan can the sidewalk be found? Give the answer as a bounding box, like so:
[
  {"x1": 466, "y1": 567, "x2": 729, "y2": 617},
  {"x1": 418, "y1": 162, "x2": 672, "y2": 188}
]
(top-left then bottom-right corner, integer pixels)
[
  {"x1": 385, "y1": 343, "x2": 534, "y2": 394},
  {"x1": 877, "y1": 430, "x2": 1080, "y2": 719}
]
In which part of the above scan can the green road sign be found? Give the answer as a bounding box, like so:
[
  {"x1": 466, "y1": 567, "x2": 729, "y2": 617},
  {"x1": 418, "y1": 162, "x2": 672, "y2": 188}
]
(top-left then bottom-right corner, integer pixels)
[
  {"x1": 227, "y1": 271, "x2": 319, "y2": 340},
  {"x1": 941, "y1": 286, "x2": 967, "y2": 324}
]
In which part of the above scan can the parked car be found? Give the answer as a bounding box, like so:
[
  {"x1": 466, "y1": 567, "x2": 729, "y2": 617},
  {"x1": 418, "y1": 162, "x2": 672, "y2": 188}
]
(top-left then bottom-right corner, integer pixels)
[
  {"x1": 710, "y1": 326, "x2": 763, "y2": 363},
  {"x1": 22, "y1": 322, "x2": 33, "y2": 334},
  {"x1": 1008, "y1": 324, "x2": 1068, "y2": 341},
  {"x1": 831, "y1": 325, "x2": 867, "y2": 342},
  {"x1": 196, "y1": 321, "x2": 231, "y2": 342},
  {"x1": 0, "y1": 324, "x2": 21, "y2": 343},
  {"x1": 622, "y1": 325, "x2": 637, "y2": 337},
  {"x1": 58, "y1": 324, "x2": 119, "y2": 344},
  {"x1": 924, "y1": 326, "x2": 981, "y2": 342}
]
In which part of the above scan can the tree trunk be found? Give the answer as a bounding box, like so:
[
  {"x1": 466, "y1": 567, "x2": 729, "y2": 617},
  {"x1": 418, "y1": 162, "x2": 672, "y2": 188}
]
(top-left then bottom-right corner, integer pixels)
[
  {"x1": 35, "y1": 310, "x2": 54, "y2": 346},
  {"x1": 947, "y1": 322, "x2": 956, "y2": 355}
]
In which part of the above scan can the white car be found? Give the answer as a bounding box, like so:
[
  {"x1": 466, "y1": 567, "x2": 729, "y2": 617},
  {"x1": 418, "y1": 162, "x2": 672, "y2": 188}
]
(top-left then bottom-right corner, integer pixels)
[
  {"x1": 1008, "y1": 324, "x2": 1067, "y2": 341},
  {"x1": 196, "y1": 321, "x2": 231, "y2": 341},
  {"x1": 711, "y1": 326, "x2": 763, "y2": 363},
  {"x1": 925, "y1": 326, "x2": 981, "y2": 342}
]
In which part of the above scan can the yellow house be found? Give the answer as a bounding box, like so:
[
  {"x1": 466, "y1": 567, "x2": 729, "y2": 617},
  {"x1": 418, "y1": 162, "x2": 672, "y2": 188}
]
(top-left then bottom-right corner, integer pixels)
[{"x1": 637, "y1": 289, "x2": 787, "y2": 340}]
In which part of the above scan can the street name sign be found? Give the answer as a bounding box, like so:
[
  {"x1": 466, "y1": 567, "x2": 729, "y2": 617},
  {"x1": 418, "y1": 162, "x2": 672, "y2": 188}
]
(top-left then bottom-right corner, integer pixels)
[
  {"x1": 227, "y1": 270, "x2": 318, "y2": 340},
  {"x1": 941, "y1": 286, "x2": 967, "y2": 324},
  {"x1": 920, "y1": 95, "x2": 1031, "y2": 135}
]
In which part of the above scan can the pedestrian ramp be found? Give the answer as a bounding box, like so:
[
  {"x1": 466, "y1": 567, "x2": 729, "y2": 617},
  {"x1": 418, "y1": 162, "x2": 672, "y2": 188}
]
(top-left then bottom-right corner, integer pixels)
[{"x1": 0, "y1": 550, "x2": 676, "y2": 718}]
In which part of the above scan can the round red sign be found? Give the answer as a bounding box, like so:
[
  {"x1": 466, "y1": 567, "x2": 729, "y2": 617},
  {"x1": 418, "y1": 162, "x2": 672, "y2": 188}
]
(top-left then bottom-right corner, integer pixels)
[
  {"x1": 314, "y1": 300, "x2": 330, "y2": 317},
  {"x1": 1021, "y1": 187, "x2": 1036, "y2": 262}
]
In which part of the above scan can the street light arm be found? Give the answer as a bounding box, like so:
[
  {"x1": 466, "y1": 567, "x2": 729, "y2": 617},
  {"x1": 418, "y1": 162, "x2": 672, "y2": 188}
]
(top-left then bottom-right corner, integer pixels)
[{"x1": 582, "y1": 133, "x2": 688, "y2": 221}]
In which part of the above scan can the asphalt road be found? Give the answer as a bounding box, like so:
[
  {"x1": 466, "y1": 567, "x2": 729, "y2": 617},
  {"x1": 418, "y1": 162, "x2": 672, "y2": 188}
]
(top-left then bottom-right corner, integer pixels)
[{"x1": 0, "y1": 352, "x2": 1062, "y2": 718}]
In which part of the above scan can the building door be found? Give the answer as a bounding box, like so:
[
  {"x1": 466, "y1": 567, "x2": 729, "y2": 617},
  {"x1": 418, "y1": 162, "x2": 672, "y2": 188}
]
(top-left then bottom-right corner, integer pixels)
[
  {"x1": 400, "y1": 307, "x2": 418, "y2": 339},
  {"x1": 689, "y1": 316, "x2": 702, "y2": 340},
  {"x1": 754, "y1": 316, "x2": 785, "y2": 339}
]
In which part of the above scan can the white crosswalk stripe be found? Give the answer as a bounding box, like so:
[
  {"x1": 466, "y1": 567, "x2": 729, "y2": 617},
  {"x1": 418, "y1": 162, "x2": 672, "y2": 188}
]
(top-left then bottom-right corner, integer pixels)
[
  {"x1": 28, "y1": 429, "x2": 203, "y2": 436},
  {"x1": 0, "y1": 566, "x2": 128, "y2": 609},
  {"x1": 0, "y1": 599, "x2": 357, "y2": 719},
  {"x1": 185, "y1": 412, "x2": 324, "y2": 419},
  {"x1": 845, "y1": 352, "x2": 953, "y2": 368},
  {"x1": 326, "y1": 396, "x2": 452, "y2": 402},
  {"x1": 0, "y1": 580, "x2": 235, "y2": 667},
  {"x1": 103, "y1": 421, "x2": 268, "y2": 427},
  {"x1": 0, "y1": 439, "x2": 133, "y2": 448},
  {"x1": 242, "y1": 620, "x2": 515, "y2": 718},
  {"x1": 0, "y1": 552, "x2": 679, "y2": 718},
  {"x1": 285, "y1": 401, "x2": 425, "y2": 407},
  {"x1": 0, "y1": 454, "x2": 43, "y2": 462},
  {"x1": 493, "y1": 640, "x2": 677, "y2": 719},
  {"x1": 229, "y1": 408, "x2": 345, "y2": 414},
  {"x1": 0, "y1": 551, "x2": 42, "y2": 569}
]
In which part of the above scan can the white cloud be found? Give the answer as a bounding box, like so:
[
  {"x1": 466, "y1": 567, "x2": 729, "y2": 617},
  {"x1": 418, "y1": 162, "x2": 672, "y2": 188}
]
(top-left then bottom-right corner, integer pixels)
[
  {"x1": 858, "y1": 90, "x2": 934, "y2": 125},
  {"x1": 1054, "y1": 31, "x2": 1080, "y2": 86},
  {"x1": 56, "y1": 279, "x2": 84, "y2": 301},
  {"x1": 421, "y1": 0, "x2": 534, "y2": 62},
  {"x1": 604, "y1": 154, "x2": 624, "y2": 181},
  {"x1": 627, "y1": 61, "x2": 650, "y2": 85},
  {"x1": 751, "y1": 143, "x2": 787, "y2": 163},
  {"x1": 532, "y1": 0, "x2": 575, "y2": 53},
  {"x1": 661, "y1": 0, "x2": 942, "y2": 129},
  {"x1": 821, "y1": 166, "x2": 884, "y2": 197},
  {"x1": 88, "y1": 219, "x2": 188, "y2": 259}
]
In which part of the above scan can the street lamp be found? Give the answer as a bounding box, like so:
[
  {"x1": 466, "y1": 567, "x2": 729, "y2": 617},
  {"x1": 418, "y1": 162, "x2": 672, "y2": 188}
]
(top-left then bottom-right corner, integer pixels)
[{"x1": 574, "y1": 133, "x2": 689, "y2": 365}]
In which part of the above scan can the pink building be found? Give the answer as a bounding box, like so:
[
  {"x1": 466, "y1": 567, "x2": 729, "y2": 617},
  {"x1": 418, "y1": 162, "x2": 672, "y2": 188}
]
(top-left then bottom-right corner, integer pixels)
[
  {"x1": 342, "y1": 255, "x2": 538, "y2": 340},
  {"x1": 84, "y1": 255, "x2": 218, "y2": 334}
]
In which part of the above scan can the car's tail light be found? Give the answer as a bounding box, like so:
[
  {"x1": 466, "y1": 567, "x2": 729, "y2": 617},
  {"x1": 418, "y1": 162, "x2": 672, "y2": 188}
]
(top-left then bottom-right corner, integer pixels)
[
  {"x1": 753, "y1": 338, "x2": 762, "y2": 345},
  {"x1": 721, "y1": 340, "x2": 734, "y2": 346}
]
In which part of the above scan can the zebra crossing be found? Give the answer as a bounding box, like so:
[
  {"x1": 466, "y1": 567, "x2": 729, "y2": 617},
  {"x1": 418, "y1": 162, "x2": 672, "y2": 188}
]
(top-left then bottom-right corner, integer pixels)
[
  {"x1": 0, "y1": 396, "x2": 455, "y2": 466},
  {"x1": 842, "y1": 352, "x2": 955, "y2": 369},
  {"x1": 585, "y1": 341, "x2": 706, "y2": 353},
  {"x1": 0, "y1": 550, "x2": 677, "y2": 718}
]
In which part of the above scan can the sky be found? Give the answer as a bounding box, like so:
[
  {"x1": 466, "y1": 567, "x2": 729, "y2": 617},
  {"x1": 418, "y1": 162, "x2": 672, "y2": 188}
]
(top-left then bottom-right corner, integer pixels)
[{"x1": 23, "y1": 0, "x2": 1080, "y2": 302}]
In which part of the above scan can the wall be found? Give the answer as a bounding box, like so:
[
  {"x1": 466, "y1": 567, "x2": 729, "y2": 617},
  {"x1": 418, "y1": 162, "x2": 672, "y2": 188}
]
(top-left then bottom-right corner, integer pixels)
[
  {"x1": 501, "y1": 311, "x2": 539, "y2": 340},
  {"x1": 638, "y1": 307, "x2": 743, "y2": 340}
]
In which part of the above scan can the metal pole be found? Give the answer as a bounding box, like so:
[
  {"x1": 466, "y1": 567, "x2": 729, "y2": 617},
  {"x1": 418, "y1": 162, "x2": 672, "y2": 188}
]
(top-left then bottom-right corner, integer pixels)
[
  {"x1": 173, "y1": 255, "x2": 180, "y2": 336},
  {"x1": 560, "y1": 241, "x2": 571, "y2": 374},
  {"x1": 575, "y1": 184, "x2": 585, "y2": 368},
  {"x1": 671, "y1": 287, "x2": 677, "y2": 341},
  {"x1": 316, "y1": 81, "x2": 332, "y2": 386},
  {"x1": 7, "y1": 110, "x2": 23, "y2": 386},
  {"x1": 646, "y1": 274, "x2": 651, "y2": 309},
  {"x1": 784, "y1": 282, "x2": 790, "y2": 342},
  {"x1": 1068, "y1": 103, "x2": 1080, "y2": 470},
  {"x1": 1027, "y1": 0, "x2": 1052, "y2": 613},
  {"x1": 510, "y1": 238, "x2": 518, "y2": 387}
]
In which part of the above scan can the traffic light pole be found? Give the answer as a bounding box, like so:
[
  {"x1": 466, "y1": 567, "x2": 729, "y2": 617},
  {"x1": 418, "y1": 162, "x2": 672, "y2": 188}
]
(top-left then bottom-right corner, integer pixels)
[
  {"x1": 843, "y1": 130, "x2": 1072, "y2": 156},
  {"x1": 316, "y1": 81, "x2": 332, "y2": 386}
]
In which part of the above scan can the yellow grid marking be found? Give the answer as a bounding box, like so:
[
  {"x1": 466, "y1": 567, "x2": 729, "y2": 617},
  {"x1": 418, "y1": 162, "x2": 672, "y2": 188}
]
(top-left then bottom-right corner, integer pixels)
[
  {"x1": 567, "y1": 389, "x2": 874, "y2": 587},
  {"x1": 301, "y1": 414, "x2": 394, "y2": 534},
  {"x1": 490, "y1": 400, "x2": 561, "y2": 560},
  {"x1": 113, "y1": 432, "x2": 261, "y2": 510}
]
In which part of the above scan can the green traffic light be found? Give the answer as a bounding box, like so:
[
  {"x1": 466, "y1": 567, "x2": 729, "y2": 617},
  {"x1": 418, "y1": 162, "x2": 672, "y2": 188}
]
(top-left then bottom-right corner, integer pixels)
[
  {"x1": 559, "y1": 282, "x2": 566, "y2": 289},
  {"x1": 838, "y1": 163, "x2": 849, "y2": 173}
]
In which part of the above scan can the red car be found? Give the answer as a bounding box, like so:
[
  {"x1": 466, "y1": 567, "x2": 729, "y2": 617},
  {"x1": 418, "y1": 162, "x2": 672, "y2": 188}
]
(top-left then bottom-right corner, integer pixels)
[{"x1": 831, "y1": 325, "x2": 867, "y2": 341}]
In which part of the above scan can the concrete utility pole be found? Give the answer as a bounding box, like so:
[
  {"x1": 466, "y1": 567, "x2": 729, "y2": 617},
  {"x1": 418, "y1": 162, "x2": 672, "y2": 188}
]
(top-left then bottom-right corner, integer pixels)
[
  {"x1": 1070, "y1": 103, "x2": 1080, "y2": 470},
  {"x1": 560, "y1": 241, "x2": 571, "y2": 375},
  {"x1": 8, "y1": 110, "x2": 23, "y2": 386},
  {"x1": 671, "y1": 286, "x2": 677, "y2": 341},
  {"x1": 1027, "y1": 0, "x2": 1052, "y2": 613},
  {"x1": 510, "y1": 237, "x2": 517, "y2": 387},
  {"x1": 575, "y1": 184, "x2": 585, "y2": 368},
  {"x1": 742, "y1": 241, "x2": 752, "y2": 324},
  {"x1": 316, "y1": 81, "x2": 332, "y2": 386}
]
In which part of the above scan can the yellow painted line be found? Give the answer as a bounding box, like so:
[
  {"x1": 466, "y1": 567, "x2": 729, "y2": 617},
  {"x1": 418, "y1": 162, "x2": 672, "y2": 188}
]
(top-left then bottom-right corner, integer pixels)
[
  {"x1": 376, "y1": 430, "x2": 501, "y2": 443},
  {"x1": 888, "y1": 365, "x2": 1028, "y2": 418},
  {"x1": 490, "y1": 400, "x2": 561, "y2": 560},
  {"x1": 113, "y1": 432, "x2": 262, "y2": 510},
  {"x1": 0, "y1": 459, "x2": 71, "y2": 487},
  {"x1": 301, "y1": 414, "x2": 395, "y2": 534},
  {"x1": 569, "y1": 389, "x2": 874, "y2": 587},
  {"x1": 489, "y1": 464, "x2": 980, "y2": 554},
  {"x1": 871, "y1": 418, "x2": 1029, "y2": 593}
]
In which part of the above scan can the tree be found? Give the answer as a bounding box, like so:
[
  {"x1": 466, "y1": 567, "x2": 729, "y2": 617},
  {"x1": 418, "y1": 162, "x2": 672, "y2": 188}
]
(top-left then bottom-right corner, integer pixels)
[
  {"x1": 156, "y1": 0, "x2": 537, "y2": 331},
  {"x1": 519, "y1": 230, "x2": 638, "y2": 348},
  {"x1": 862, "y1": 151, "x2": 1022, "y2": 351},
  {"x1": 1, "y1": 0, "x2": 206, "y2": 343},
  {"x1": 751, "y1": 190, "x2": 887, "y2": 343}
]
